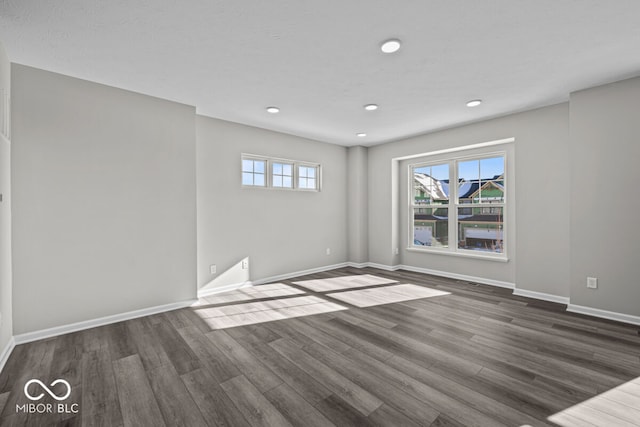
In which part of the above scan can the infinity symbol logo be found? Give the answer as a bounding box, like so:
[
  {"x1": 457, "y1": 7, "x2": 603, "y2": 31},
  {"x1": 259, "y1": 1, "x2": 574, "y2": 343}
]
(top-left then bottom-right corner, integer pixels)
[{"x1": 24, "y1": 379, "x2": 72, "y2": 401}]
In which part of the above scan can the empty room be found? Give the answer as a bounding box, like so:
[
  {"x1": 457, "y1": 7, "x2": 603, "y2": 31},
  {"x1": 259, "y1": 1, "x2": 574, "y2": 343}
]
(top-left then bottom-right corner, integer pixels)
[{"x1": 1, "y1": 1, "x2": 639, "y2": 426}]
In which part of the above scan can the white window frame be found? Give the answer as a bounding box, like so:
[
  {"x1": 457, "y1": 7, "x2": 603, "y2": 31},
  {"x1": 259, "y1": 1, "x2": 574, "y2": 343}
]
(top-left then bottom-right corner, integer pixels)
[
  {"x1": 241, "y1": 154, "x2": 321, "y2": 192},
  {"x1": 272, "y1": 161, "x2": 294, "y2": 189},
  {"x1": 297, "y1": 163, "x2": 321, "y2": 191},
  {"x1": 241, "y1": 156, "x2": 267, "y2": 187},
  {"x1": 408, "y1": 151, "x2": 507, "y2": 261}
]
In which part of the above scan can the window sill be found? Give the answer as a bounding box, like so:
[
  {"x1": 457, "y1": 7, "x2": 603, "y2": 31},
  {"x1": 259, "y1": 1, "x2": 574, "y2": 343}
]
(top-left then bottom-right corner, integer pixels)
[{"x1": 405, "y1": 247, "x2": 509, "y2": 262}]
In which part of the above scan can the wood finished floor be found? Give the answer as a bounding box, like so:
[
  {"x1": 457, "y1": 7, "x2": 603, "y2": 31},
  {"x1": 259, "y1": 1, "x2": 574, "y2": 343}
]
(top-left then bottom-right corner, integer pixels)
[{"x1": 1, "y1": 267, "x2": 639, "y2": 426}]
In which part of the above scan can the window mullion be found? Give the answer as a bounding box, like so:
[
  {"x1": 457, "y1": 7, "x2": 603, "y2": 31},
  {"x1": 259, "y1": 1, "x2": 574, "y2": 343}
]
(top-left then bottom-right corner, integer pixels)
[{"x1": 450, "y1": 160, "x2": 457, "y2": 252}]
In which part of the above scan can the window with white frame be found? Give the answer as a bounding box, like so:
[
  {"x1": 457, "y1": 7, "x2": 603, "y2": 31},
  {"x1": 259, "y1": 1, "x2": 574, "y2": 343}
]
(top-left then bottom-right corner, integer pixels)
[
  {"x1": 298, "y1": 165, "x2": 318, "y2": 190},
  {"x1": 410, "y1": 153, "x2": 506, "y2": 257},
  {"x1": 241, "y1": 154, "x2": 321, "y2": 191},
  {"x1": 242, "y1": 158, "x2": 266, "y2": 187},
  {"x1": 272, "y1": 162, "x2": 293, "y2": 188}
]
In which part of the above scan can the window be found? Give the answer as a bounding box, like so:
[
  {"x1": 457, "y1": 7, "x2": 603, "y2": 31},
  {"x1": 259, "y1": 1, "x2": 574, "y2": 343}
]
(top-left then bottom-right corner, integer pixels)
[
  {"x1": 242, "y1": 158, "x2": 266, "y2": 187},
  {"x1": 241, "y1": 154, "x2": 321, "y2": 191},
  {"x1": 272, "y1": 162, "x2": 293, "y2": 188},
  {"x1": 298, "y1": 165, "x2": 318, "y2": 190},
  {"x1": 410, "y1": 153, "x2": 506, "y2": 257}
]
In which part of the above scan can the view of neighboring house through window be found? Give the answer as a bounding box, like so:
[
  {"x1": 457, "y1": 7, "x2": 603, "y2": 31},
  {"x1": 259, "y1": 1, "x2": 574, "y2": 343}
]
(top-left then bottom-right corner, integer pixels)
[
  {"x1": 412, "y1": 163, "x2": 450, "y2": 248},
  {"x1": 242, "y1": 158, "x2": 266, "y2": 187},
  {"x1": 410, "y1": 153, "x2": 505, "y2": 256}
]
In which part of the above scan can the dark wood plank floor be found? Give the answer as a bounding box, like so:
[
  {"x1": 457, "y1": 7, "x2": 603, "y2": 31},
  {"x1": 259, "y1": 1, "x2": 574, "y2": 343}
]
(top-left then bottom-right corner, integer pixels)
[{"x1": 1, "y1": 267, "x2": 639, "y2": 426}]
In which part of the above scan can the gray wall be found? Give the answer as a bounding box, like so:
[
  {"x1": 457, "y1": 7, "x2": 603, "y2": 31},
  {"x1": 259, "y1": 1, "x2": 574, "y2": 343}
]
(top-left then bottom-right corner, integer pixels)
[
  {"x1": 0, "y1": 41, "x2": 12, "y2": 352},
  {"x1": 347, "y1": 146, "x2": 369, "y2": 264},
  {"x1": 196, "y1": 116, "x2": 348, "y2": 291},
  {"x1": 569, "y1": 76, "x2": 640, "y2": 316},
  {"x1": 368, "y1": 103, "x2": 571, "y2": 296},
  {"x1": 11, "y1": 65, "x2": 197, "y2": 334}
]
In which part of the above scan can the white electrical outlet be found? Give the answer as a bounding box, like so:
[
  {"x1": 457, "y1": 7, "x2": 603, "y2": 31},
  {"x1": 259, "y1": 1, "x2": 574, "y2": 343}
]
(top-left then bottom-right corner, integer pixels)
[
  {"x1": 210, "y1": 264, "x2": 216, "y2": 275},
  {"x1": 587, "y1": 277, "x2": 598, "y2": 289},
  {"x1": 395, "y1": 247, "x2": 399, "y2": 255},
  {"x1": 326, "y1": 248, "x2": 331, "y2": 255},
  {"x1": 242, "y1": 259, "x2": 249, "y2": 269}
]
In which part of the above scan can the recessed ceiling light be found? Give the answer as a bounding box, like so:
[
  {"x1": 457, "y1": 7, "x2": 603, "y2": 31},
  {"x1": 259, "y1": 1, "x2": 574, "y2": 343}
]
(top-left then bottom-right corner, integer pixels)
[
  {"x1": 357, "y1": 133, "x2": 367, "y2": 137},
  {"x1": 466, "y1": 99, "x2": 482, "y2": 107},
  {"x1": 266, "y1": 106, "x2": 280, "y2": 113},
  {"x1": 364, "y1": 104, "x2": 378, "y2": 111},
  {"x1": 381, "y1": 39, "x2": 401, "y2": 54}
]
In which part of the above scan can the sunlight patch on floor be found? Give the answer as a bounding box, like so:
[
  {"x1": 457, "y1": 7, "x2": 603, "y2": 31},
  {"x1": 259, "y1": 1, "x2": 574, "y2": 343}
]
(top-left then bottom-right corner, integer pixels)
[
  {"x1": 196, "y1": 295, "x2": 347, "y2": 329},
  {"x1": 200, "y1": 283, "x2": 305, "y2": 305},
  {"x1": 548, "y1": 376, "x2": 640, "y2": 427},
  {"x1": 327, "y1": 284, "x2": 450, "y2": 308},
  {"x1": 293, "y1": 274, "x2": 397, "y2": 292}
]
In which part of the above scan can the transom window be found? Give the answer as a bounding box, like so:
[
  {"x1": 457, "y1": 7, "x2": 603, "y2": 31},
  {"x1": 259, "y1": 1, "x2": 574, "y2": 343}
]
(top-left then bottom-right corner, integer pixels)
[
  {"x1": 298, "y1": 165, "x2": 318, "y2": 190},
  {"x1": 272, "y1": 162, "x2": 293, "y2": 188},
  {"x1": 410, "y1": 153, "x2": 506, "y2": 257},
  {"x1": 242, "y1": 158, "x2": 266, "y2": 187},
  {"x1": 241, "y1": 154, "x2": 321, "y2": 191}
]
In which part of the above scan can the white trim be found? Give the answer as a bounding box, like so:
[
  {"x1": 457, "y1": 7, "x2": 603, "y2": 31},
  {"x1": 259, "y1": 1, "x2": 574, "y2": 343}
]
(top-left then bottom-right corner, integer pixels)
[
  {"x1": 361, "y1": 262, "x2": 402, "y2": 271},
  {"x1": 398, "y1": 264, "x2": 514, "y2": 289},
  {"x1": 251, "y1": 262, "x2": 349, "y2": 285},
  {"x1": 197, "y1": 281, "x2": 253, "y2": 298},
  {"x1": 392, "y1": 137, "x2": 515, "y2": 162},
  {"x1": 198, "y1": 262, "x2": 350, "y2": 298},
  {"x1": 567, "y1": 304, "x2": 640, "y2": 326},
  {"x1": 513, "y1": 288, "x2": 570, "y2": 305},
  {"x1": 405, "y1": 247, "x2": 508, "y2": 262},
  {"x1": 0, "y1": 336, "x2": 15, "y2": 373},
  {"x1": 346, "y1": 261, "x2": 514, "y2": 289},
  {"x1": 346, "y1": 262, "x2": 369, "y2": 269},
  {"x1": 13, "y1": 299, "x2": 198, "y2": 345}
]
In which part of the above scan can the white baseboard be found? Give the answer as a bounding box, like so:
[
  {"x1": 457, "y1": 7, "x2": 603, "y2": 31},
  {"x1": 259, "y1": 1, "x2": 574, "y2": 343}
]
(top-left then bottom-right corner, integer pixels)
[
  {"x1": 397, "y1": 264, "x2": 515, "y2": 289},
  {"x1": 197, "y1": 281, "x2": 253, "y2": 298},
  {"x1": 513, "y1": 288, "x2": 570, "y2": 305},
  {"x1": 364, "y1": 262, "x2": 401, "y2": 271},
  {"x1": 567, "y1": 304, "x2": 640, "y2": 326},
  {"x1": 0, "y1": 336, "x2": 15, "y2": 373},
  {"x1": 253, "y1": 262, "x2": 349, "y2": 285},
  {"x1": 345, "y1": 262, "x2": 369, "y2": 269},
  {"x1": 197, "y1": 262, "x2": 350, "y2": 298},
  {"x1": 13, "y1": 299, "x2": 198, "y2": 345}
]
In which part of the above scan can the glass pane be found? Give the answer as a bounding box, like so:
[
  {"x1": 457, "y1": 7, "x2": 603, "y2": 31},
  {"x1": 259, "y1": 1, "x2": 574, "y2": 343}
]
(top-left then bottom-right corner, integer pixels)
[
  {"x1": 254, "y1": 161, "x2": 265, "y2": 174},
  {"x1": 413, "y1": 208, "x2": 448, "y2": 248},
  {"x1": 412, "y1": 163, "x2": 449, "y2": 205},
  {"x1": 458, "y1": 206, "x2": 504, "y2": 253},
  {"x1": 283, "y1": 176, "x2": 292, "y2": 188},
  {"x1": 273, "y1": 163, "x2": 282, "y2": 175},
  {"x1": 458, "y1": 156, "x2": 504, "y2": 204},
  {"x1": 242, "y1": 160, "x2": 254, "y2": 173},
  {"x1": 299, "y1": 166, "x2": 309, "y2": 178},
  {"x1": 307, "y1": 178, "x2": 316, "y2": 189},
  {"x1": 283, "y1": 164, "x2": 292, "y2": 175},
  {"x1": 458, "y1": 159, "x2": 479, "y2": 204},
  {"x1": 299, "y1": 177, "x2": 307, "y2": 188},
  {"x1": 254, "y1": 173, "x2": 265, "y2": 186},
  {"x1": 480, "y1": 157, "x2": 505, "y2": 203},
  {"x1": 242, "y1": 172, "x2": 254, "y2": 186},
  {"x1": 273, "y1": 175, "x2": 282, "y2": 187},
  {"x1": 307, "y1": 167, "x2": 316, "y2": 178}
]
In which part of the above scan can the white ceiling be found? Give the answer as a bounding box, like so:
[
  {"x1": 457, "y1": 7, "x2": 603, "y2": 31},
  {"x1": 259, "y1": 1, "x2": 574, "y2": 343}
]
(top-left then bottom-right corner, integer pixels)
[{"x1": 2, "y1": 0, "x2": 640, "y2": 146}]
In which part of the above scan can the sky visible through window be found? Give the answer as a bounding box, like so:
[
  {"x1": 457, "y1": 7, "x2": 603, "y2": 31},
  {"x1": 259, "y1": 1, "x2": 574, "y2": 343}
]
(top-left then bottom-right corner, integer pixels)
[{"x1": 415, "y1": 157, "x2": 503, "y2": 181}]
